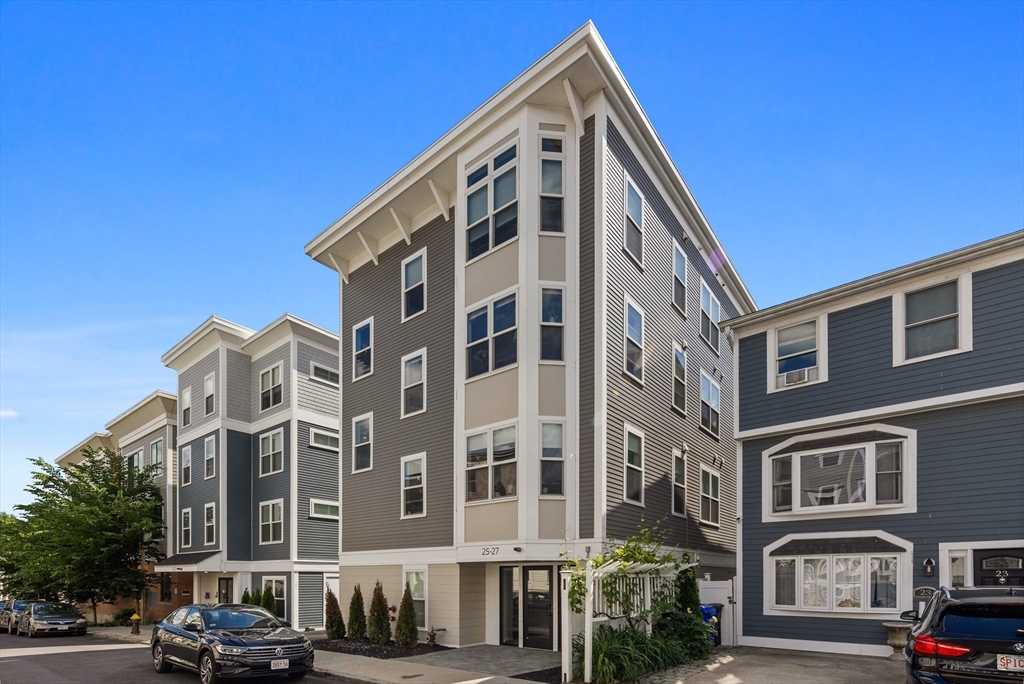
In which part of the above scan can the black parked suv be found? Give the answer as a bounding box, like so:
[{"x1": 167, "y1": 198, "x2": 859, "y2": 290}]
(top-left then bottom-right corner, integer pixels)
[
  {"x1": 150, "y1": 604, "x2": 313, "y2": 684},
  {"x1": 901, "y1": 586, "x2": 1024, "y2": 683}
]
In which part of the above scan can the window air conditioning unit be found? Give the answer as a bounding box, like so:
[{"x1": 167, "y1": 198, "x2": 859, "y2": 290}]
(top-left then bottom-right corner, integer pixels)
[{"x1": 784, "y1": 368, "x2": 808, "y2": 386}]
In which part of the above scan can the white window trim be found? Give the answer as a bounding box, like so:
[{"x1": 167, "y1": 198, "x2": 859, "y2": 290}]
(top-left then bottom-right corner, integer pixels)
[
  {"x1": 892, "y1": 272, "x2": 973, "y2": 367},
  {"x1": 622, "y1": 423, "x2": 645, "y2": 507},
  {"x1": 400, "y1": 453, "x2": 427, "y2": 520},
  {"x1": 181, "y1": 387, "x2": 192, "y2": 428},
  {"x1": 539, "y1": 419, "x2": 566, "y2": 499},
  {"x1": 699, "y1": 464, "x2": 721, "y2": 527},
  {"x1": 699, "y1": 370, "x2": 721, "y2": 438},
  {"x1": 766, "y1": 313, "x2": 830, "y2": 394},
  {"x1": 464, "y1": 288, "x2": 519, "y2": 382},
  {"x1": 181, "y1": 445, "x2": 192, "y2": 486},
  {"x1": 672, "y1": 342, "x2": 687, "y2": 414},
  {"x1": 538, "y1": 133, "x2": 566, "y2": 235},
  {"x1": 309, "y1": 361, "x2": 340, "y2": 387},
  {"x1": 401, "y1": 348, "x2": 427, "y2": 419},
  {"x1": 308, "y1": 426, "x2": 339, "y2": 452},
  {"x1": 204, "y1": 373, "x2": 215, "y2": 416},
  {"x1": 622, "y1": 174, "x2": 644, "y2": 268},
  {"x1": 539, "y1": 284, "x2": 566, "y2": 365},
  {"x1": 128, "y1": 450, "x2": 143, "y2": 470},
  {"x1": 352, "y1": 317, "x2": 374, "y2": 381},
  {"x1": 623, "y1": 295, "x2": 645, "y2": 384},
  {"x1": 203, "y1": 435, "x2": 216, "y2": 480},
  {"x1": 204, "y1": 502, "x2": 216, "y2": 546},
  {"x1": 258, "y1": 428, "x2": 285, "y2": 476},
  {"x1": 464, "y1": 139, "x2": 520, "y2": 266},
  {"x1": 351, "y1": 412, "x2": 373, "y2": 474},
  {"x1": 181, "y1": 507, "x2": 192, "y2": 549},
  {"x1": 464, "y1": 420, "x2": 519, "y2": 505},
  {"x1": 259, "y1": 362, "x2": 284, "y2": 413},
  {"x1": 700, "y1": 280, "x2": 721, "y2": 354},
  {"x1": 672, "y1": 242, "x2": 687, "y2": 316},
  {"x1": 308, "y1": 498, "x2": 340, "y2": 520},
  {"x1": 760, "y1": 423, "x2": 918, "y2": 523},
  {"x1": 150, "y1": 438, "x2": 164, "y2": 476},
  {"x1": 763, "y1": 530, "x2": 913, "y2": 620},
  {"x1": 259, "y1": 499, "x2": 285, "y2": 545},
  {"x1": 401, "y1": 248, "x2": 428, "y2": 322},
  {"x1": 938, "y1": 539, "x2": 1024, "y2": 588},
  {"x1": 672, "y1": 447, "x2": 687, "y2": 518},
  {"x1": 402, "y1": 566, "x2": 428, "y2": 632},
  {"x1": 262, "y1": 576, "x2": 287, "y2": 616}
]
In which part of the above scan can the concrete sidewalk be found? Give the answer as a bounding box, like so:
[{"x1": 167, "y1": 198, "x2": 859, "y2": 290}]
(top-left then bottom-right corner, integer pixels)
[{"x1": 87, "y1": 625, "x2": 150, "y2": 643}]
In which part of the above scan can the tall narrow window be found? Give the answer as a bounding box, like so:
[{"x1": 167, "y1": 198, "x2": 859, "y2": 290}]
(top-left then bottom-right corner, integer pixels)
[
  {"x1": 260, "y1": 430, "x2": 284, "y2": 476},
  {"x1": 465, "y1": 425, "x2": 517, "y2": 501},
  {"x1": 181, "y1": 508, "x2": 192, "y2": 548},
  {"x1": 402, "y1": 454, "x2": 425, "y2": 518},
  {"x1": 491, "y1": 427, "x2": 517, "y2": 499},
  {"x1": 151, "y1": 439, "x2": 163, "y2": 477},
  {"x1": 875, "y1": 443, "x2": 903, "y2": 504},
  {"x1": 466, "y1": 144, "x2": 518, "y2": 260},
  {"x1": 540, "y1": 288, "x2": 564, "y2": 361},
  {"x1": 204, "y1": 436, "x2": 215, "y2": 479},
  {"x1": 405, "y1": 570, "x2": 426, "y2": 629},
  {"x1": 401, "y1": 350, "x2": 426, "y2": 417},
  {"x1": 700, "y1": 466, "x2": 720, "y2": 525},
  {"x1": 624, "y1": 298, "x2": 644, "y2": 382},
  {"x1": 204, "y1": 373, "x2": 215, "y2": 416},
  {"x1": 128, "y1": 450, "x2": 143, "y2": 470},
  {"x1": 353, "y1": 319, "x2": 373, "y2": 379},
  {"x1": 263, "y1": 578, "x2": 286, "y2": 617},
  {"x1": 772, "y1": 456, "x2": 793, "y2": 512},
  {"x1": 467, "y1": 294, "x2": 517, "y2": 378},
  {"x1": 624, "y1": 427, "x2": 644, "y2": 504},
  {"x1": 352, "y1": 414, "x2": 372, "y2": 472},
  {"x1": 776, "y1": 320, "x2": 818, "y2": 388},
  {"x1": 540, "y1": 423, "x2": 564, "y2": 496},
  {"x1": 673, "y1": 244, "x2": 687, "y2": 312},
  {"x1": 672, "y1": 448, "x2": 686, "y2": 516},
  {"x1": 260, "y1": 501, "x2": 283, "y2": 544},
  {"x1": 260, "y1": 364, "x2": 282, "y2": 410},
  {"x1": 624, "y1": 179, "x2": 643, "y2": 263},
  {"x1": 700, "y1": 372, "x2": 721, "y2": 437},
  {"x1": 701, "y1": 282, "x2": 721, "y2": 351},
  {"x1": 672, "y1": 344, "x2": 687, "y2": 413},
  {"x1": 181, "y1": 445, "x2": 192, "y2": 486},
  {"x1": 181, "y1": 387, "x2": 191, "y2": 428},
  {"x1": 905, "y1": 281, "x2": 958, "y2": 359},
  {"x1": 774, "y1": 559, "x2": 797, "y2": 607},
  {"x1": 540, "y1": 138, "x2": 564, "y2": 233},
  {"x1": 403, "y1": 250, "x2": 426, "y2": 320},
  {"x1": 204, "y1": 503, "x2": 215, "y2": 545}
]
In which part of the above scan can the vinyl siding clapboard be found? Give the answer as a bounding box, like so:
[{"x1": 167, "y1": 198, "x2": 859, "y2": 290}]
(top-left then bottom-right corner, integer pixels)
[
  {"x1": 178, "y1": 429, "x2": 220, "y2": 553},
  {"x1": 251, "y1": 343, "x2": 290, "y2": 422},
  {"x1": 297, "y1": 420, "x2": 340, "y2": 560},
  {"x1": 226, "y1": 429, "x2": 253, "y2": 561},
  {"x1": 251, "y1": 422, "x2": 290, "y2": 561},
  {"x1": 297, "y1": 573, "x2": 324, "y2": 629},
  {"x1": 578, "y1": 115, "x2": 596, "y2": 539},
  {"x1": 226, "y1": 349, "x2": 252, "y2": 422},
  {"x1": 296, "y1": 342, "x2": 340, "y2": 417},
  {"x1": 179, "y1": 349, "x2": 219, "y2": 440}
]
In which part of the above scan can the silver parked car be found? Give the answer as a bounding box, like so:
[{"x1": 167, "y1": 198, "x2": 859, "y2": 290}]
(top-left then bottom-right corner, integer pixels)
[{"x1": 16, "y1": 602, "x2": 88, "y2": 638}]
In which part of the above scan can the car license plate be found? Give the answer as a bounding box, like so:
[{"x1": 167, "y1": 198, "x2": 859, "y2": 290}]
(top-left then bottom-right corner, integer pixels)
[
  {"x1": 57, "y1": 625, "x2": 69, "y2": 630},
  {"x1": 271, "y1": 659, "x2": 289, "y2": 671},
  {"x1": 998, "y1": 654, "x2": 1024, "y2": 672}
]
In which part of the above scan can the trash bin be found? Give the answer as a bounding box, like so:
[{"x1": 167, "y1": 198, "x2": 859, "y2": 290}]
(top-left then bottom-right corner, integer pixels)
[{"x1": 709, "y1": 603, "x2": 724, "y2": 647}]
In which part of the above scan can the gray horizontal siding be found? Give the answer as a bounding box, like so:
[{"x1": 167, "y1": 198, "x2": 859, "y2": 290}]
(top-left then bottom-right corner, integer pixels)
[
  {"x1": 297, "y1": 573, "x2": 324, "y2": 629},
  {"x1": 739, "y1": 260, "x2": 1024, "y2": 431},
  {"x1": 579, "y1": 115, "x2": 596, "y2": 539},
  {"x1": 178, "y1": 429, "x2": 220, "y2": 554},
  {"x1": 226, "y1": 429, "x2": 252, "y2": 561},
  {"x1": 741, "y1": 398, "x2": 1024, "y2": 645},
  {"x1": 226, "y1": 349, "x2": 252, "y2": 422},
  {"x1": 179, "y1": 349, "x2": 219, "y2": 439},
  {"x1": 251, "y1": 421, "x2": 291, "y2": 561},
  {"x1": 251, "y1": 343, "x2": 291, "y2": 422},
  {"x1": 296, "y1": 342, "x2": 340, "y2": 417},
  {"x1": 297, "y1": 420, "x2": 339, "y2": 561}
]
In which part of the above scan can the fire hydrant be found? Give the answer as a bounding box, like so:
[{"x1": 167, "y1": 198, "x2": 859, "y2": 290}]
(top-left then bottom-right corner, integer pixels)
[{"x1": 130, "y1": 613, "x2": 141, "y2": 635}]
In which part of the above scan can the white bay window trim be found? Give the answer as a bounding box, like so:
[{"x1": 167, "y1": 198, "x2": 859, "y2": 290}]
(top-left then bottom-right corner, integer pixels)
[
  {"x1": 765, "y1": 312, "x2": 830, "y2": 394},
  {"x1": 892, "y1": 272, "x2": 973, "y2": 367},
  {"x1": 309, "y1": 498, "x2": 340, "y2": 520}
]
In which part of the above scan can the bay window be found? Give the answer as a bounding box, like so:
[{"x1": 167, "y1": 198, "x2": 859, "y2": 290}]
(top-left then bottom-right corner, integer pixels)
[
  {"x1": 466, "y1": 424, "x2": 517, "y2": 502},
  {"x1": 772, "y1": 552, "x2": 901, "y2": 613},
  {"x1": 467, "y1": 293, "x2": 517, "y2": 378},
  {"x1": 540, "y1": 422, "x2": 563, "y2": 496},
  {"x1": 466, "y1": 144, "x2": 518, "y2": 260},
  {"x1": 539, "y1": 138, "x2": 564, "y2": 233}
]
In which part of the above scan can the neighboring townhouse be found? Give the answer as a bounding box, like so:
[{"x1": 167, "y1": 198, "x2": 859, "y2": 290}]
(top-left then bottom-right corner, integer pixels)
[
  {"x1": 304, "y1": 22, "x2": 756, "y2": 649},
  {"x1": 156, "y1": 314, "x2": 341, "y2": 631},
  {"x1": 727, "y1": 230, "x2": 1024, "y2": 656}
]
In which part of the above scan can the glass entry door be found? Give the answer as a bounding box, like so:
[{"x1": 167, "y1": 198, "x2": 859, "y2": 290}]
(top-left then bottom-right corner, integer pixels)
[
  {"x1": 217, "y1": 577, "x2": 233, "y2": 604},
  {"x1": 523, "y1": 566, "x2": 554, "y2": 650}
]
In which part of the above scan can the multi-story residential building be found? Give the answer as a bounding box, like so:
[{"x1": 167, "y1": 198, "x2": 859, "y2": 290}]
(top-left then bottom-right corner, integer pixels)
[
  {"x1": 303, "y1": 22, "x2": 756, "y2": 649},
  {"x1": 156, "y1": 314, "x2": 341, "y2": 631},
  {"x1": 728, "y1": 231, "x2": 1024, "y2": 656}
]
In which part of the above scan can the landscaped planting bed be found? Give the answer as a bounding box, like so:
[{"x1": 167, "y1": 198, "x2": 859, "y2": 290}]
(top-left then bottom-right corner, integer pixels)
[{"x1": 312, "y1": 638, "x2": 451, "y2": 659}]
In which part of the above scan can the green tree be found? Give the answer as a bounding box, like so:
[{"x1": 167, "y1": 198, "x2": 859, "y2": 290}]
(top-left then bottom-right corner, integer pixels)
[
  {"x1": 262, "y1": 583, "x2": 278, "y2": 615},
  {"x1": 347, "y1": 584, "x2": 366, "y2": 639},
  {"x1": 325, "y1": 586, "x2": 345, "y2": 640},
  {"x1": 250, "y1": 586, "x2": 263, "y2": 607},
  {"x1": 240, "y1": 588, "x2": 251, "y2": 605},
  {"x1": 367, "y1": 581, "x2": 390, "y2": 644},
  {"x1": 675, "y1": 558, "x2": 702, "y2": 616},
  {"x1": 394, "y1": 582, "x2": 419, "y2": 648}
]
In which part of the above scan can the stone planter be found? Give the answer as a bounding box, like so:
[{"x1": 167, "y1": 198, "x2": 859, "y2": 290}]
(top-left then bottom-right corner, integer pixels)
[{"x1": 882, "y1": 621, "x2": 912, "y2": 661}]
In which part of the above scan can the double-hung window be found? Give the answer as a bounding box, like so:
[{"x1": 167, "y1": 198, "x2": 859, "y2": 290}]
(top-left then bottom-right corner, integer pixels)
[
  {"x1": 309, "y1": 427, "x2": 339, "y2": 451},
  {"x1": 404, "y1": 570, "x2": 426, "y2": 630},
  {"x1": 260, "y1": 500, "x2": 283, "y2": 544},
  {"x1": 540, "y1": 288, "x2": 564, "y2": 361},
  {"x1": 181, "y1": 387, "x2": 192, "y2": 427},
  {"x1": 700, "y1": 372, "x2": 721, "y2": 437},
  {"x1": 128, "y1": 450, "x2": 143, "y2": 471},
  {"x1": 466, "y1": 425, "x2": 517, "y2": 502},
  {"x1": 466, "y1": 144, "x2": 518, "y2": 260},
  {"x1": 181, "y1": 445, "x2": 192, "y2": 486},
  {"x1": 900, "y1": 279, "x2": 966, "y2": 362},
  {"x1": 673, "y1": 243, "x2": 687, "y2": 313},
  {"x1": 700, "y1": 282, "x2": 721, "y2": 351},
  {"x1": 540, "y1": 422, "x2": 564, "y2": 496},
  {"x1": 623, "y1": 425, "x2": 644, "y2": 504},
  {"x1": 204, "y1": 503, "x2": 215, "y2": 545},
  {"x1": 151, "y1": 439, "x2": 163, "y2": 477},
  {"x1": 401, "y1": 454, "x2": 425, "y2": 518},
  {"x1": 204, "y1": 373, "x2": 215, "y2": 416},
  {"x1": 540, "y1": 137, "x2": 564, "y2": 233},
  {"x1": 673, "y1": 448, "x2": 686, "y2": 517},
  {"x1": 401, "y1": 349, "x2": 426, "y2": 417},
  {"x1": 772, "y1": 552, "x2": 900, "y2": 613},
  {"x1": 775, "y1": 320, "x2": 819, "y2": 388},
  {"x1": 204, "y1": 436, "x2": 215, "y2": 479},
  {"x1": 353, "y1": 319, "x2": 373, "y2": 380},
  {"x1": 260, "y1": 364, "x2": 282, "y2": 411},
  {"x1": 181, "y1": 508, "x2": 192, "y2": 548},
  {"x1": 352, "y1": 413, "x2": 372, "y2": 472},
  {"x1": 260, "y1": 430, "x2": 284, "y2": 476},
  {"x1": 624, "y1": 297, "x2": 645, "y2": 382},
  {"x1": 310, "y1": 362, "x2": 339, "y2": 386},
  {"x1": 672, "y1": 344, "x2": 687, "y2": 413},
  {"x1": 402, "y1": 249, "x2": 426, "y2": 320},
  {"x1": 700, "y1": 466, "x2": 720, "y2": 525},
  {"x1": 624, "y1": 178, "x2": 643, "y2": 264},
  {"x1": 467, "y1": 293, "x2": 517, "y2": 378}
]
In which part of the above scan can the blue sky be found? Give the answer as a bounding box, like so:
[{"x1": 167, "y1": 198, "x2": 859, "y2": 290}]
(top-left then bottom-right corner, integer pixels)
[{"x1": 1, "y1": 1, "x2": 1021, "y2": 512}]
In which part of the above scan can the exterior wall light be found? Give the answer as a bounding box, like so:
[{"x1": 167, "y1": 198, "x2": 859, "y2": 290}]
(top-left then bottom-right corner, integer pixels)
[{"x1": 923, "y1": 558, "x2": 935, "y2": 577}]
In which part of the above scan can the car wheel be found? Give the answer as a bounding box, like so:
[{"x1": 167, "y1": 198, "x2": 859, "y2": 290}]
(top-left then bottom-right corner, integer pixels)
[
  {"x1": 152, "y1": 643, "x2": 173, "y2": 673},
  {"x1": 199, "y1": 651, "x2": 219, "y2": 684},
  {"x1": 27, "y1": 626, "x2": 35, "y2": 639}
]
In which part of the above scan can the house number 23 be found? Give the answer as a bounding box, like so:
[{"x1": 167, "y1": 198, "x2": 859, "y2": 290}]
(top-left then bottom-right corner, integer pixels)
[{"x1": 481, "y1": 547, "x2": 499, "y2": 556}]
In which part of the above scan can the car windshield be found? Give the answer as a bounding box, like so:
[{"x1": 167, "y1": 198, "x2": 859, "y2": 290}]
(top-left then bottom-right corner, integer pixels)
[
  {"x1": 941, "y1": 604, "x2": 1024, "y2": 639},
  {"x1": 33, "y1": 603, "x2": 78, "y2": 616},
  {"x1": 13, "y1": 601, "x2": 31, "y2": 611},
  {"x1": 203, "y1": 607, "x2": 282, "y2": 630}
]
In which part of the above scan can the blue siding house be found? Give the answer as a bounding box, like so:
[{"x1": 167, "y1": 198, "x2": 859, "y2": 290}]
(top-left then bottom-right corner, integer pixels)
[{"x1": 727, "y1": 231, "x2": 1024, "y2": 656}]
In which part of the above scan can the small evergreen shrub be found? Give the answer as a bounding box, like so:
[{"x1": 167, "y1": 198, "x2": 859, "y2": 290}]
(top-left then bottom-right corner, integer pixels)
[
  {"x1": 250, "y1": 586, "x2": 263, "y2": 607},
  {"x1": 348, "y1": 584, "x2": 366, "y2": 640},
  {"x1": 325, "y1": 586, "x2": 345, "y2": 640},
  {"x1": 240, "y1": 588, "x2": 252, "y2": 605},
  {"x1": 675, "y1": 564, "x2": 702, "y2": 616},
  {"x1": 394, "y1": 582, "x2": 419, "y2": 648},
  {"x1": 366, "y1": 581, "x2": 391, "y2": 645},
  {"x1": 262, "y1": 585, "x2": 278, "y2": 615},
  {"x1": 111, "y1": 607, "x2": 138, "y2": 626},
  {"x1": 654, "y1": 609, "x2": 714, "y2": 662}
]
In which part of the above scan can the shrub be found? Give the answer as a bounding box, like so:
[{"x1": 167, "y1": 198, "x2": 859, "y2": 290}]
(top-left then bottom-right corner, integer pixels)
[
  {"x1": 394, "y1": 583, "x2": 419, "y2": 648},
  {"x1": 654, "y1": 609, "x2": 714, "y2": 662},
  {"x1": 111, "y1": 607, "x2": 138, "y2": 626},
  {"x1": 325, "y1": 586, "x2": 345, "y2": 640},
  {"x1": 240, "y1": 588, "x2": 252, "y2": 605},
  {"x1": 675, "y1": 563, "x2": 702, "y2": 617},
  {"x1": 572, "y1": 625, "x2": 689, "y2": 684},
  {"x1": 250, "y1": 586, "x2": 263, "y2": 606},
  {"x1": 347, "y1": 585, "x2": 366, "y2": 640},
  {"x1": 366, "y1": 581, "x2": 390, "y2": 645},
  {"x1": 262, "y1": 585, "x2": 277, "y2": 615}
]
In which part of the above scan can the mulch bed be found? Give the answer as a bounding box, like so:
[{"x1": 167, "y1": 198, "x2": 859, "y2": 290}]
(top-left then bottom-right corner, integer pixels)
[
  {"x1": 512, "y1": 667, "x2": 562, "y2": 684},
  {"x1": 312, "y1": 637, "x2": 451, "y2": 660}
]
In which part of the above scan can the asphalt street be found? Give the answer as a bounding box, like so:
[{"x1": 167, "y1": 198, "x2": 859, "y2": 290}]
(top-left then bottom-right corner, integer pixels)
[{"x1": 0, "y1": 632, "x2": 336, "y2": 684}]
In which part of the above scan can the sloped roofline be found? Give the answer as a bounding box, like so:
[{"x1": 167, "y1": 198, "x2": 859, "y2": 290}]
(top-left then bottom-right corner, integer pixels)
[
  {"x1": 161, "y1": 315, "x2": 256, "y2": 367},
  {"x1": 104, "y1": 390, "x2": 177, "y2": 431},
  {"x1": 56, "y1": 431, "x2": 113, "y2": 465},
  {"x1": 240, "y1": 312, "x2": 339, "y2": 351}
]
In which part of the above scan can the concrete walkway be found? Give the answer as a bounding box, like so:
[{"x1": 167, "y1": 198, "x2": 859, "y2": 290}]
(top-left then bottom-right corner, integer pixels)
[
  {"x1": 397, "y1": 644, "x2": 559, "y2": 676},
  {"x1": 643, "y1": 647, "x2": 903, "y2": 684}
]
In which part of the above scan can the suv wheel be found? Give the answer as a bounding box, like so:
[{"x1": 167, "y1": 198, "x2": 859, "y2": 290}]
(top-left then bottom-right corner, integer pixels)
[
  {"x1": 199, "y1": 651, "x2": 219, "y2": 684},
  {"x1": 152, "y1": 642, "x2": 173, "y2": 673}
]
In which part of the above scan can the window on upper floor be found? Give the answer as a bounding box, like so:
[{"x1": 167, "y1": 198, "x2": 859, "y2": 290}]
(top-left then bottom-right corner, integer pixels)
[
  {"x1": 673, "y1": 447, "x2": 687, "y2": 517},
  {"x1": 466, "y1": 424, "x2": 517, "y2": 502},
  {"x1": 352, "y1": 413, "x2": 372, "y2": 472},
  {"x1": 204, "y1": 503, "x2": 215, "y2": 546},
  {"x1": 309, "y1": 427, "x2": 339, "y2": 451},
  {"x1": 767, "y1": 313, "x2": 829, "y2": 392},
  {"x1": 181, "y1": 445, "x2": 192, "y2": 486},
  {"x1": 540, "y1": 422, "x2": 564, "y2": 496},
  {"x1": 673, "y1": 243, "x2": 687, "y2": 314},
  {"x1": 260, "y1": 430, "x2": 284, "y2": 476},
  {"x1": 540, "y1": 288, "x2": 564, "y2": 362},
  {"x1": 181, "y1": 508, "x2": 191, "y2": 548},
  {"x1": 204, "y1": 436, "x2": 215, "y2": 479},
  {"x1": 151, "y1": 439, "x2": 163, "y2": 477},
  {"x1": 700, "y1": 465, "x2": 720, "y2": 526},
  {"x1": 353, "y1": 319, "x2": 373, "y2": 380},
  {"x1": 467, "y1": 293, "x2": 517, "y2": 379},
  {"x1": 309, "y1": 498, "x2": 339, "y2": 520},
  {"x1": 181, "y1": 387, "x2": 192, "y2": 428},
  {"x1": 259, "y1": 501, "x2": 283, "y2": 544},
  {"x1": 403, "y1": 249, "x2": 426, "y2": 321},
  {"x1": 700, "y1": 281, "x2": 721, "y2": 351},
  {"x1": 623, "y1": 424, "x2": 644, "y2": 505},
  {"x1": 624, "y1": 178, "x2": 643, "y2": 265},
  {"x1": 401, "y1": 349, "x2": 426, "y2": 418},
  {"x1": 672, "y1": 344, "x2": 687, "y2": 414},
  {"x1": 700, "y1": 372, "x2": 721, "y2": 437},
  {"x1": 894, "y1": 275, "x2": 973, "y2": 366},
  {"x1": 466, "y1": 144, "x2": 518, "y2": 261},
  {"x1": 128, "y1": 450, "x2": 143, "y2": 471},
  {"x1": 204, "y1": 373, "x2": 215, "y2": 416},
  {"x1": 540, "y1": 138, "x2": 564, "y2": 233},
  {"x1": 401, "y1": 453, "x2": 425, "y2": 518},
  {"x1": 311, "y1": 362, "x2": 339, "y2": 386},
  {"x1": 624, "y1": 297, "x2": 645, "y2": 383},
  {"x1": 260, "y1": 364, "x2": 283, "y2": 411}
]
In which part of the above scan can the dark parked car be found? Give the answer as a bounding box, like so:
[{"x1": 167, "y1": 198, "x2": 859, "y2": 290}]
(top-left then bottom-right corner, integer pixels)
[
  {"x1": 901, "y1": 586, "x2": 1024, "y2": 683},
  {"x1": 1, "y1": 599, "x2": 43, "y2": 635},
  {"x1": 16, "y1": 602, "x2": 88, "y2": 637},
  {"x1": 150, "y1": 604, "x2": 313, "y2": 684}
]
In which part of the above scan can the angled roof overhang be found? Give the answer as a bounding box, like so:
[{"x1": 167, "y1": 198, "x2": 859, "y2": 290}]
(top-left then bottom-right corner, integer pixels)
[
  {"x1": 161, "y1": 316, "x2": 255, "y2": 372},
  {"x1": 241, "y1": 313, "x2": 338, "y2": 358},
  {"x1": 105, "y1": 390, "x2": 177, "y2": 442},
  {"x1": 56, "y1": 431, "x2": 115, "y2": 467}
]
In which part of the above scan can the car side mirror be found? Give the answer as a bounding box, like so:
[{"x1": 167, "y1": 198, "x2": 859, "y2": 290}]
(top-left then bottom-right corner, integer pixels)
[
  {"x1": 184, "y1": 623, "x2": 200, "y2": 633},
  {"x1": 281, "y1": 621, "x2": 291, "y2": 628},
  {"x1": 899, "y1": 610, "x2": 919, "y2": 622}
]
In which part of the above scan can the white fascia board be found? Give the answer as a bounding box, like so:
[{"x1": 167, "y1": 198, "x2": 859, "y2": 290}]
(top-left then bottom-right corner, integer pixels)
[
  {"x1": 162, "y1": 315, "x2": 256, "y2": 369},
  {"x1": 56, "y1": 431, "x2": 114, "y2": 465}
]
